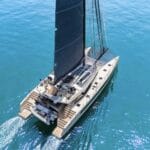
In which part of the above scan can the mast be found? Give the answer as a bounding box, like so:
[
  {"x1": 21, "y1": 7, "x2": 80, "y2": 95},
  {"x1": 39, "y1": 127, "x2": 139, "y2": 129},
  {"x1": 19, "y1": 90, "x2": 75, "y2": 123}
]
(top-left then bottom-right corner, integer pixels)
[
  {"x1": 54, "y1": 0, "x2": 86, "y2": 83},
  {"x1": 83, "y1": 0, "x2": 86, "y2": 54}
]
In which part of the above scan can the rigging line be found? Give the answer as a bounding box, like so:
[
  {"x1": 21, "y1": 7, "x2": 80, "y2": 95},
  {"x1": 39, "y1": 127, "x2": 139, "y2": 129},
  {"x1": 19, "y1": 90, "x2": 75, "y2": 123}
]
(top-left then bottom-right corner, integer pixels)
[
  {"x1": 96, "y1": 0, "x2": 102, "y2": 50},
  {"x1": 92, "y1": 1, "x2": 100, "y2": 58},
  {"x1": 92, "y1": 0, "x2": 96, "y2": 57},
  {"x1": 93, "y1": 0, "x2": 99, "y2": 59},
  {"x1": 94, "y1": 0, "x2": 102, "y2": 52},
  {"x1": 56, "y1": 1, "x2": 83, "y2": 14},
  {"x1": 96, "y1": 0, "x2": 104, "y2": 51},
  {"x1": 55, "y1": 35, "x2": 83, "y2": 53},
  {"x1": 93, "y1": 0, "x2": 99, "y2": 58},
  {"x1": 89, "y1": 1, "x2": 93, "y2": 50},
  {"x1": 95, "y1": 0, "x2": 106, "y2": 58},
  {"x1": 70, "y1": 0, "x2": 84, "y2": 18},
  {"x1": 97, "y1": 0, "x2": 108, "y2": 54},
  {"x1": 97, "y1": 0, "x2": 106, "y2": 52},
  {"x1": 83, "y1": 0, "x2": 86, "y2": 56},
  {"x1": 94, "y1": 0, "x2": 106, "y2": 63}
]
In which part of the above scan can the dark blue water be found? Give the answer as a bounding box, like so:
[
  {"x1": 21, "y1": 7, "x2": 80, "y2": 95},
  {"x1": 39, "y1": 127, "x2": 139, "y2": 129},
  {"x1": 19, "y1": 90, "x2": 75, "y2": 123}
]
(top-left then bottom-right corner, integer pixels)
[{"x1": 0, "y1": 0, "x2": 150, "y2": 149}]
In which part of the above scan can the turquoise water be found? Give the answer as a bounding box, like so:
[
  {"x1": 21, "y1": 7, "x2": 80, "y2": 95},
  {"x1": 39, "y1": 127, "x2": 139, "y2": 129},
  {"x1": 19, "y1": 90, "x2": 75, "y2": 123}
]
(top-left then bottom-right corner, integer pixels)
[{"x1": 0, "y1": 0, "x2": 150, "y2": 149}]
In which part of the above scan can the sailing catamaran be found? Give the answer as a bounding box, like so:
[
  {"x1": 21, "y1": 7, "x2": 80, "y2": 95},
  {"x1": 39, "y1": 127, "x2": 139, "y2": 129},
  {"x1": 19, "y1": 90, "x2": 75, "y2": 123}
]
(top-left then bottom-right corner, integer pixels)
[{"x1": 19, "y1": 0, "x2": 119, "y2": 138}]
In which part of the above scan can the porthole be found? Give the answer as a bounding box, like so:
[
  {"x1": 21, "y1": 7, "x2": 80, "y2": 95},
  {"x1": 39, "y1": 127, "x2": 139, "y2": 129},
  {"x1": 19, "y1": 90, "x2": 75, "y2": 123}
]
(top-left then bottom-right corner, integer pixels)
[
  {"x1": 103, "y1": 69, "x2": 107, "y2": 72},
  {"x1": 77, "y1": 103, "x2": 80, "y2": 107},
  {"x1": 108, "y1": 64, "x2": 112, "y2": 67},
  {"x1": 86, "y1": 95, "x2": 90, "y2": 98},
  {"x1": 99, "y1": 77, "x2": 103, "y2": 80}
]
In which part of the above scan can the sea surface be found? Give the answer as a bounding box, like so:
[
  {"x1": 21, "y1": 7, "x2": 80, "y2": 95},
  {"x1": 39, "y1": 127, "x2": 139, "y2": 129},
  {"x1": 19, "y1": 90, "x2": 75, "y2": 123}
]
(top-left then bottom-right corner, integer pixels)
[{"x1": 0, "y1": 0, "x2": 150, "y2": 149}]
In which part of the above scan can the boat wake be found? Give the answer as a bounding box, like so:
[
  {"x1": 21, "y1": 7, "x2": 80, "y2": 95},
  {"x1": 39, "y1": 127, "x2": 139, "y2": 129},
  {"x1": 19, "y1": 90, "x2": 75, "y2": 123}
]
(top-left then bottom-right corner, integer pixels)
[
  {"x1": 35, "y1": 136, "x2": 62, "y2": 150},
  {"x1": 0, "y1": 116, "x2": 25, "y2": 149}
]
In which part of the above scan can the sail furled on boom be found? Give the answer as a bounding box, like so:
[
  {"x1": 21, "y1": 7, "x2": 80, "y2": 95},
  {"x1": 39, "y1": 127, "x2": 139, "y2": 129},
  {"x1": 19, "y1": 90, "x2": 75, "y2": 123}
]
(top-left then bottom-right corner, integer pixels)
[{"x1": 54, "y1": 0, "x2": 85, "y2": 82}]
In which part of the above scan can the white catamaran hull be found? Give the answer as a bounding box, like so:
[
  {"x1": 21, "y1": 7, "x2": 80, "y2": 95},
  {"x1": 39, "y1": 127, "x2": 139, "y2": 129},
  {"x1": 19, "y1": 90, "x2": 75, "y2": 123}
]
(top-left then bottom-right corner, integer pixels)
[{"x1": 19, "y1": 53, "x2": 119, "y2": 138}]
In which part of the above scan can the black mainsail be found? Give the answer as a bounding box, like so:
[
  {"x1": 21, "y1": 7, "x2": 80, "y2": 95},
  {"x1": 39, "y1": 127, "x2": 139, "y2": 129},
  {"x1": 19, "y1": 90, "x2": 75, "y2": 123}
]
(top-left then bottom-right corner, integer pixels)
[{"x1": 54, "y1": 0, "x2": 85, "y2": 82}]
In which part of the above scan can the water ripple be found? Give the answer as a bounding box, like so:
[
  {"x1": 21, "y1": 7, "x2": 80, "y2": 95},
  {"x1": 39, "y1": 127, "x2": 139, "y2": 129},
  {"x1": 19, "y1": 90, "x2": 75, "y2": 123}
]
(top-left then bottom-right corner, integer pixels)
[{"x1": 0, "y1": 117, "x2": 25, "y2": 149}]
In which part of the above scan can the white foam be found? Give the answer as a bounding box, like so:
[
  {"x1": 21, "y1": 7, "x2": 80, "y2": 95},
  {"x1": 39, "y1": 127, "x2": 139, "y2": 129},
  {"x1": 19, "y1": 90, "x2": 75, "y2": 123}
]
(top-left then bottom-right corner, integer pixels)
[
  {"x1": 35, "y1": 136, "x2": 62, "y2": 150},
  {"x1": 0, "y1": 116, "x2": 25, "y2": 149}
]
